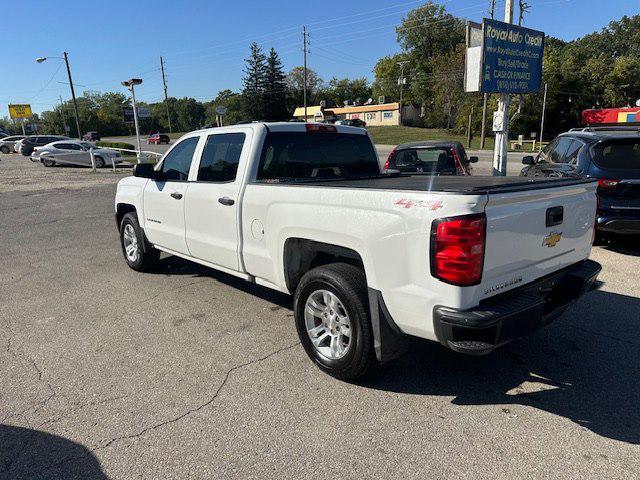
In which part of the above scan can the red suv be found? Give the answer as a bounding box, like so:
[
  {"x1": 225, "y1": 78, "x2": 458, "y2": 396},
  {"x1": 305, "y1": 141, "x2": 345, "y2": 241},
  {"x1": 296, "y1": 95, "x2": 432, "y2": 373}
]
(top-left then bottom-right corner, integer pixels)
[{"x1": 147, "y1": 133, "x2": 170, "y2": 145}]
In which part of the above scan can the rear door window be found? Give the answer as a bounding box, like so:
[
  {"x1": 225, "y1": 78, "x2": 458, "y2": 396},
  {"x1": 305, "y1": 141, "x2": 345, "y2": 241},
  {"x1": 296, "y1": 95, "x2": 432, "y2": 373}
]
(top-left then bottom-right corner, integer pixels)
[
  {"x1": 197, "y1": 132, "x2": 246, "y2": 182},
  {"x1": 592, "y1": 139, "x2": 640, "y2": 170},
  {"x1": 561, "y1": 140, "x2": 583, "y2": 164},
  {"x1": 160, "y1": 136, "x2": 199, "y2": 181},
  {"x1": 257, "y1": 132, "x2": 378, "y2": 181},
  {"x1": 393, "y1": 147, "x2": 456, "y2": 173}
]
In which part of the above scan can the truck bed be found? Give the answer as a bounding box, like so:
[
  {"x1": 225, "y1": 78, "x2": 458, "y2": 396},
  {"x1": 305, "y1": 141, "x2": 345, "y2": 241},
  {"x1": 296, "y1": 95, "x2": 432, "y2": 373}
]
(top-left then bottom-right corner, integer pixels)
[{"x1": 264, "y1": 175, "x2": 596, "y2": 194}]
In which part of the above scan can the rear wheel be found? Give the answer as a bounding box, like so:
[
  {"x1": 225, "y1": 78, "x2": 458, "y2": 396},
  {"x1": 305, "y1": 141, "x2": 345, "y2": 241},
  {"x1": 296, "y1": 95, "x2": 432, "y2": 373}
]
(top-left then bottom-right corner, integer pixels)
[
  {"x1": 0, "y1": 146, "x2": 9, "y2": 154},
  {"x1": 294, "y1": 263, "x2": 375, "y2": 380},
  {"x1": 119, "y1": 212, "x2": 160, "y2": 271}
]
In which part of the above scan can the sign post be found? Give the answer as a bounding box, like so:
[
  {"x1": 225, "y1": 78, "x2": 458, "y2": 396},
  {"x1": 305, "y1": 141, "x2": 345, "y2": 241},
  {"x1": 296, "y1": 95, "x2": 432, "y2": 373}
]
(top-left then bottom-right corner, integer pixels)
[{"x1": 465, "y1": 10, "x2": 545, "y2": 175}]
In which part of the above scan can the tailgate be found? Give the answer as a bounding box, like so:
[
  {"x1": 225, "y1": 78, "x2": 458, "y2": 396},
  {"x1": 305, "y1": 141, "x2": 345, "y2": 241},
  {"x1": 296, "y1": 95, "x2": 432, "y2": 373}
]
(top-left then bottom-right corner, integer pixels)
[{"x1": 479, "y1": 180, "x2": 597, "y2": 300}]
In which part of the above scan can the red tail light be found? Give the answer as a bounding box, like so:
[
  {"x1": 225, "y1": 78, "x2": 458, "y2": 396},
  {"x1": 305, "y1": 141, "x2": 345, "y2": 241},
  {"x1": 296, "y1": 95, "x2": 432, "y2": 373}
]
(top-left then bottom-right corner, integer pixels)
[
  {"x1": 306, "y1": 123, "x2": 336, "y2": 133},
  {"x1": 384, "y1": 147, "x2": 397, "y2": 171},
  {"x1": 597, "y1": 179, "x2": 620, "y2": 189},
  {"x1": 430, "y1": 213, "x2": 486, "y2": 286}
]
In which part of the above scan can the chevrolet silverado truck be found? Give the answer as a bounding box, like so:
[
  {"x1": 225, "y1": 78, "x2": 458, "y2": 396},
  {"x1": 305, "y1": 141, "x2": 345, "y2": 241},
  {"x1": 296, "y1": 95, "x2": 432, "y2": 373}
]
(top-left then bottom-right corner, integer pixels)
[{"x1": 115, "y1": 122, "x2": 601, "y2": 380}]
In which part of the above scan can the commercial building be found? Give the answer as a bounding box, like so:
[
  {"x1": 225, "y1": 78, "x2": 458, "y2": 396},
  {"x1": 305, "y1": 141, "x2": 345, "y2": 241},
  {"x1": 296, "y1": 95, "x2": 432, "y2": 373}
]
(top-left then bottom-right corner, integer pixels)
[{"x1": 292, "y1": 102, "x2": 419, "y2": 126}]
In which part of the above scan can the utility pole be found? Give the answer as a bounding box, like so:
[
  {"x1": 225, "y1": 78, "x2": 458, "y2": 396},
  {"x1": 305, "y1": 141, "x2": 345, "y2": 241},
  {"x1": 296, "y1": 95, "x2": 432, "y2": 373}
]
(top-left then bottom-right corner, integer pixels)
[
  {"x1": 539, "y1": 82, "x2": 548, "y2": 149},
  {"x1": 303, "y1": 26, "x2": 308, "y2": 121},
  {"x1": 492, "y1": 0, "x2": 513, "y2": 176},
  {"x1": 58, "y1": 96, "x2": 68, "y2": 134},
  {"x1": 397, "y1": 60, "x2": 409, "y2": 125},
  {"x1": 63, "y1": 52, "x2": 82, "y2": 139},
  {"x1": 160, "y1": 56, "x2": 173, "y2": 133},
  {"x1": 480, "y1": 0, "x2": 495, "y2": 150},
  {"x1": 160, "y1": 55, "x2": 173, "y2": 133}
]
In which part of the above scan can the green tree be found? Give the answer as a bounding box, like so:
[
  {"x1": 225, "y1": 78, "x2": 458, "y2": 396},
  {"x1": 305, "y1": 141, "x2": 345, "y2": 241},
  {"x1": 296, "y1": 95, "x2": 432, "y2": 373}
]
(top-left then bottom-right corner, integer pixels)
[
  {"x1": 263, "y1": 48, "x2": 288, "y2": 121},
  {"x1": 204, "y1": 89, "x2": 245, "y2": 125},
  {"x1": 371, "y1": 54, "x2": 412, "y2": 104},
  {"x1": 242, "y1": 42, "x2": 268, "y2": 120},
  {"x1": 286, "y1": 66, "x2": 324, "y2": 107},
  {"x1": 172, "y1": 98, "x2": 206, "y2": 131},
  {"x1": 323, "y1": 77, "x2": 372, "y2": 106}
]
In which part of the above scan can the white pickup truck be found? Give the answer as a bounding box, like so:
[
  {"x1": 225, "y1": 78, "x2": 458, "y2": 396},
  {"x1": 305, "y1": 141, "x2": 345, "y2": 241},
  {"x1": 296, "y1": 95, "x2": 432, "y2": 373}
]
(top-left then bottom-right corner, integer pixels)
[{"x1": 115, "y1": 122, "x2": 601, "y2": 379}]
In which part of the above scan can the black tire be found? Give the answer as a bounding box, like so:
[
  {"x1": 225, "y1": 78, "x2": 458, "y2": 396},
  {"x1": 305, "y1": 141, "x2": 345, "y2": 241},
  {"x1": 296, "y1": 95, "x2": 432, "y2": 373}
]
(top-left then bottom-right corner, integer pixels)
[
  {"x1": 94, "y1": 156, "x2": 105, "y2": 168},
  {"x1": 0, "y1": 146, "x2": 9, "y2": 154},
  {"x1": 294, "y1": 263, "x2": 375, "y2": 380},
  {"x1": 119, "y1": 212, "x2": 160, "y2": 272},
  {"x1": 21, "y1": 149, "x2": 31, "y2": 157},
  {"x1": 41, "y1": 157, "x2": 55, "y2": 167}
]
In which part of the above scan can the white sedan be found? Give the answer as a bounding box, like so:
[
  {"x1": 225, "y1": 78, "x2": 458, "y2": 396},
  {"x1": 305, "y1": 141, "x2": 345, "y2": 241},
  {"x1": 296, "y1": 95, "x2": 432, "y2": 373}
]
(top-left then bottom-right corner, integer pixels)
[{"x1": 32, "y1": 140, "x2": 122, "y2": 168}]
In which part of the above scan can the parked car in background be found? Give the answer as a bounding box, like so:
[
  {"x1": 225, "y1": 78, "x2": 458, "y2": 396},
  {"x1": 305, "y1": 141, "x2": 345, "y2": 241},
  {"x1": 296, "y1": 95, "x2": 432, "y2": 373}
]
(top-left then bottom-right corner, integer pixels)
[
  {"x1": 83, "y1": 131, "x2": 101, "y2": 141},
  {"x1": 31, "y1": 140, "x2": 121, "y2": 168},
  {"x1": 335, "y1": 119, "x2": 366, "y2": 128},
  {"x1": 18, "y1": 135, "x2": 71, "y2": 156},
  {"x1": 384, "y1": 141, "x2": 478, "y2": 175},
  {"x1": 520, "y1": 127, "x2": 640, "y2": 241},
  {"x1": 0, "y1": 135, "x2": 25, "y2": 154},
  {"x1": 147, "y1": 133, "x2": 170, "y2": 145},
  {"x1": 0, "y1": 132, "x2": 8, "y2": 139}
]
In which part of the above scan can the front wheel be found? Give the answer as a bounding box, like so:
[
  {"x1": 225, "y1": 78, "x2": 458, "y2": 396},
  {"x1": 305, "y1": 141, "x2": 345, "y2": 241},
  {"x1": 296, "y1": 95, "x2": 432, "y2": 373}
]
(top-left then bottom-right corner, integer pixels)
[
  {"x1": 294, "y1": 263, "x2": 375, "y2": 380},
  {"x1": 41, "y1": 157, "x2": 55, "y2": 167},
  {"x1": 119, "y1": 212, "x2": 160, "y2": 271},
  {"x1": 94, "y1": 155, "x2": 105, "y2": 168}
]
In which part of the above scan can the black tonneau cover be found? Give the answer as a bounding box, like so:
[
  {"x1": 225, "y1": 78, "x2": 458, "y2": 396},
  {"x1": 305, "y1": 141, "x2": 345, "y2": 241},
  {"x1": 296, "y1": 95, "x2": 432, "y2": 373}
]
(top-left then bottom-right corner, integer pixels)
[{"x1": 260, "y1": 175, "x2": 596, "y2": 194}]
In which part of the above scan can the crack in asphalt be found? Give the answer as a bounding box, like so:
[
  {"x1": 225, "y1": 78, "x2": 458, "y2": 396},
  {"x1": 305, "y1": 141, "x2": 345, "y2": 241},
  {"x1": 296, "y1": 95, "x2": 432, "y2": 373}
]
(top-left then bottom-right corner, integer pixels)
[
  {"x1": 96, "y1": 342, "x2": 300, "y2": 451},
  {"x1": 132, "y1": 278, "x2": 210, "y2": 306},
  {"x1": 16, "y1": 342, "x2": 300, "y2": 477}
]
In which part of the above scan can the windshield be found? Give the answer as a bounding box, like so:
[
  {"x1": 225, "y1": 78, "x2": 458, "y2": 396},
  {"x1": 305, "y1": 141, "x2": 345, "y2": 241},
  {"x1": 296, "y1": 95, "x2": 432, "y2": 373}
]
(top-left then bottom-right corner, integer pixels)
[
  {"x1": 391, "y1": 147, "x2": 456, "y2": 173},
  {"x1": 592, "y1": 139, "x2": 640, "y2": 170},
  {"x1": 257, "y1": 132, "x2": 379, "y2": 181},
  {"x1": 79, "y1": 142, "x2": 93, "y2": 149}
]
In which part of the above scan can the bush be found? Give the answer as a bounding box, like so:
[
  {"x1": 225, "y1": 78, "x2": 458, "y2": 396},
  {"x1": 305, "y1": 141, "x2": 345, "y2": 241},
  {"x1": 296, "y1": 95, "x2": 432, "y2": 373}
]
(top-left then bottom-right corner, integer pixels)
[{"x1": 95, "y1": 141, "x2": 135, "y2": 151}]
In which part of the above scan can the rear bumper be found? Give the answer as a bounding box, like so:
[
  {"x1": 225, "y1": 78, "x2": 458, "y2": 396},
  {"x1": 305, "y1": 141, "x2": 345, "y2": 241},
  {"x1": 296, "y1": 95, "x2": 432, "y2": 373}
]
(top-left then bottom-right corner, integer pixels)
[
  {"x1": 597, "y1": 213, "x2": 640, "y2": 234},
  {"x1": 433, "y1": 259, "x2": 601, "y2": 355}
]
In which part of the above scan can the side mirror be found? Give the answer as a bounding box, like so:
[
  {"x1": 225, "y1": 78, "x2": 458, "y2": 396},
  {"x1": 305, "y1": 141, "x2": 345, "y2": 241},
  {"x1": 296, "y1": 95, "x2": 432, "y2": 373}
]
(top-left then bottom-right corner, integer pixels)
[
  {"x1": 133, "y1": 162, "x2": 158, "y2": 179},
  {"x1": 522, "y1": 155, "x2": 535, "y2": 165},
  {"x1": 469, "y1": 156, "x2": 479, "y2": 163}
]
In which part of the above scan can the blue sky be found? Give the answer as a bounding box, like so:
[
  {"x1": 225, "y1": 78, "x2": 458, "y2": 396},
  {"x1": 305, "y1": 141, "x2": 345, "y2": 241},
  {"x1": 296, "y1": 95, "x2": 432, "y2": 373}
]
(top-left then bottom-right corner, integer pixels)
[{"x1": 2, "y1": 0, "x2": 637, "y2": 115}]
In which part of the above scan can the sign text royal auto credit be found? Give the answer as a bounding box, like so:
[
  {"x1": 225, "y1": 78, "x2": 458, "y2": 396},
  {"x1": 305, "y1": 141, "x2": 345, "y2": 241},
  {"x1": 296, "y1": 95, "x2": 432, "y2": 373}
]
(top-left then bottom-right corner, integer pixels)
[{"x1": 482, "y1": 19, "x2": 544, "y2": 94}]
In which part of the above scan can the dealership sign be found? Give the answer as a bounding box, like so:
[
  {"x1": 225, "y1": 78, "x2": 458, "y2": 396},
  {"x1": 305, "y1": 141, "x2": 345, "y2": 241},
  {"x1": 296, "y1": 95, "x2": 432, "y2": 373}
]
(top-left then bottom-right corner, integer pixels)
[
  {"x1": 8, "y1": 104, "x2": 33, "y2": 119},
  {"x1": 123, "y1": 106, "x2": 151, "y2": 122},
  {"x1": 465, "y1": 19, "x2": 544, "y2": 94}
]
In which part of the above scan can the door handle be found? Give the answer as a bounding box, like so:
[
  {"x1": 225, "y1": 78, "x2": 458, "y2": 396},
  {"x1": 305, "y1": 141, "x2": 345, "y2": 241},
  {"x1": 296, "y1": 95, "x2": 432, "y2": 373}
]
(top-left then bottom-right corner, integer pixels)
[
  {"x1": 170, "y1": 192, "x2": 183, "y2": 200},
  {"x1": 218, "y1": 197, "x2": 235, "y2": 206}
]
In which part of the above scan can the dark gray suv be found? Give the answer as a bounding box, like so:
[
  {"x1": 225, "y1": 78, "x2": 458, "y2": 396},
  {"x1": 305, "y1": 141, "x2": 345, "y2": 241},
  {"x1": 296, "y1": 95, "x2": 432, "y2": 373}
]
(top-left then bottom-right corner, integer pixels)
[
  {"x1": 20, "y1": 135, "x2": 70, "y2": 156},
  {"x1": 520, "y1": 127, "x2": 640, "y2": 239}
]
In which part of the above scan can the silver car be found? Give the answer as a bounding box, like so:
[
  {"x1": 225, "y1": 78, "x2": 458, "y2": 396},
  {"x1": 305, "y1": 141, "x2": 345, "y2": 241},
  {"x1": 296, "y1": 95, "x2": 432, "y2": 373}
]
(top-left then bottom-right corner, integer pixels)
[
  {"x1": 32, "y1": 140, "x2": 122, "y2": 168},
  {"x1": 0, "y1": 135, "x2": 26, "y2": 154}
]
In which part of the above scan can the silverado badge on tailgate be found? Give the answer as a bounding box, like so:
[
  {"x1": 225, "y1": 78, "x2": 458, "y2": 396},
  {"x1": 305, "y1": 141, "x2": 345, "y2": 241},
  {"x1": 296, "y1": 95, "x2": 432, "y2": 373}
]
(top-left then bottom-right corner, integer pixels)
[{"x1": 542, "y1": 231, "x2": 562, "y2": 248}]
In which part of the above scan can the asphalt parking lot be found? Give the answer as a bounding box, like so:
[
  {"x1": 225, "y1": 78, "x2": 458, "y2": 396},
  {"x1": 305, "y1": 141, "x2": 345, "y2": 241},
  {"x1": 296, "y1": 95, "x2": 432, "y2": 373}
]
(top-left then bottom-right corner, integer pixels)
[{"x1": 1, "y1": 153, "x2": 639, "y2": 479}]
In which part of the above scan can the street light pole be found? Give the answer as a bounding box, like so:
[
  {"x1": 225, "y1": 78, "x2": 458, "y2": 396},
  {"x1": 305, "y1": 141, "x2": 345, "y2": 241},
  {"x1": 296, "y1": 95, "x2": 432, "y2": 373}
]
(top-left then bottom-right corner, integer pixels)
[
  {"x1": 36, "y1": 53, "x2": 82, "y2": 139},
  {"x1": 122, "y1": 78, "x2": 143, "y2": 163},
  {"x1": 539, "y1": 82, "x2": 548, "y2": 149}
]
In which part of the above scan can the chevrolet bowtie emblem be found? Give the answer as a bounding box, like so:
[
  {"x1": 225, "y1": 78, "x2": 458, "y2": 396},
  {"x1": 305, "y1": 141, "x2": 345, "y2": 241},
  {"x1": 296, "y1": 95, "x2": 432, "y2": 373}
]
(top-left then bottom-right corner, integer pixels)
[{"x1": 542, "y1": 231, "x2": 562, "y2": 248}]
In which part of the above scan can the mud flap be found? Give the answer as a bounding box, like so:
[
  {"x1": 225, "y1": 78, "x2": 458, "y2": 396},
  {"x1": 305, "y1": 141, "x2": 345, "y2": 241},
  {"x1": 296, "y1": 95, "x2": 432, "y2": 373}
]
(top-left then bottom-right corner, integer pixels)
[{"x1": 368, "y1": 288, "x2": 408, "y2": 362}]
